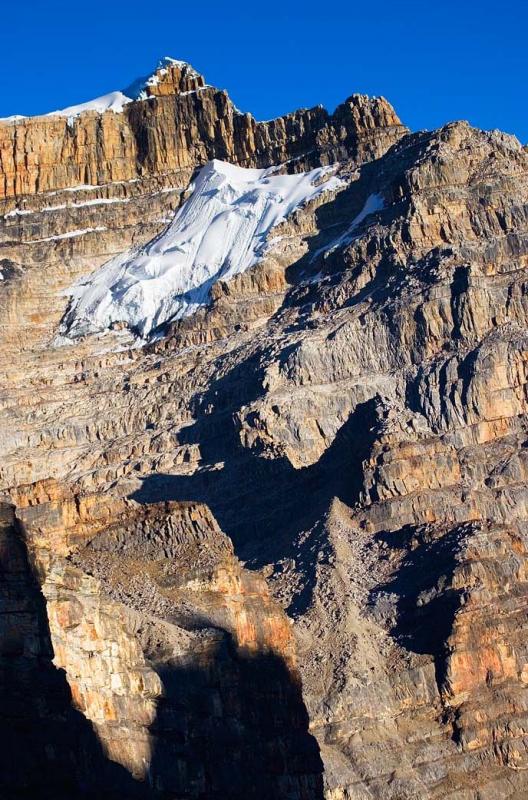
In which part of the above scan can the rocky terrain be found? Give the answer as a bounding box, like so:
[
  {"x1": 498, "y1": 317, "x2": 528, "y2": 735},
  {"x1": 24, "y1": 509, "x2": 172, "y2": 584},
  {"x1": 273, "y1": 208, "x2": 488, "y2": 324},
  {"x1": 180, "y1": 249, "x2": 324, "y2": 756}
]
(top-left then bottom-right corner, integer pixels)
[{"x1": 1, "y1": 56, "x2": 528, "y2": 799}]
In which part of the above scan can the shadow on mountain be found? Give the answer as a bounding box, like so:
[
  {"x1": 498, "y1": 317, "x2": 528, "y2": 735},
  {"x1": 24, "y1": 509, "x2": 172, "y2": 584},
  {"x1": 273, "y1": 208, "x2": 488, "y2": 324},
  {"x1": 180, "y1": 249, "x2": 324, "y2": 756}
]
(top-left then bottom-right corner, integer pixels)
[
  {"x1": 370, "y1": 524, "x2": 466, "y2": 688},
  {"x1": 0, "y1": 506, "x2": 143, "y2": 800},
  {"x1": 0, "y1": 506, "x2": 324, "y2": 799},
  {"x1": 146, "y1": 635, "x2": 324, "y2": 799},
  {"x1": 131, "y1": 387, "x2": 380, "y2": 616},
  {"x1": 272, "y1": 129, "x2": 443, "y2": 331}
]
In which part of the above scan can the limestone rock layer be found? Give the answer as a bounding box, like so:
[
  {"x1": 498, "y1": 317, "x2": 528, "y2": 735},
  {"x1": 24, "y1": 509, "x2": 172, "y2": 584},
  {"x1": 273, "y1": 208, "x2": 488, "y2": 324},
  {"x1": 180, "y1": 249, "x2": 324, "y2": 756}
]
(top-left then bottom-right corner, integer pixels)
[
  {"x1": 1, "y1": 58, "x2": 528, "y2": 800},
  {"x1": 0, "y1": 60, "x2": 405, "y2": 200}
]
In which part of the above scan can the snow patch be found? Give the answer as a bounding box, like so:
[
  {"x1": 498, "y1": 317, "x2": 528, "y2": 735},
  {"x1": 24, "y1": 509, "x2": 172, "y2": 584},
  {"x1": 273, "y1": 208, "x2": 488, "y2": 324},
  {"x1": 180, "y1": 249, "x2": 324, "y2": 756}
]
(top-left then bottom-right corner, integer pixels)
[
  {"x1": 58, "y1": 180, "x2": 139, "y2": 194},
  {"x1": 46, "y1": 91, "x2": 132, "y2": 121},
  {"x1": 29, "y1": 226, "x2": 107, "y2": 244},
  {"x1": 61, "y1": 159, "x2": 344, "y2": 339},
  {"x1": 44, "y1": 197, "x2": 130, "y2": 212},
  {"x1": 3, "y1": 197, "x2": 131, "y2": 219},
  {"x1": 4, "y1": 208, "x2": 33, "y2": 219}
]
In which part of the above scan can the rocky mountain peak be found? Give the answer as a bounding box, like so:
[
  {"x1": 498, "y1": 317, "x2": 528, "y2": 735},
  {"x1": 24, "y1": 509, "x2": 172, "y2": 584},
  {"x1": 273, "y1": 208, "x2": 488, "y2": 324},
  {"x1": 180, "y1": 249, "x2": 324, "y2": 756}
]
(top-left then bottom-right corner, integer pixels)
[
  {"x1": 0, "y1": 67, "x2": 407, "y2": 200},
  {"x1": 123, "y1": 55, "x2": 206, "y2": 100}
]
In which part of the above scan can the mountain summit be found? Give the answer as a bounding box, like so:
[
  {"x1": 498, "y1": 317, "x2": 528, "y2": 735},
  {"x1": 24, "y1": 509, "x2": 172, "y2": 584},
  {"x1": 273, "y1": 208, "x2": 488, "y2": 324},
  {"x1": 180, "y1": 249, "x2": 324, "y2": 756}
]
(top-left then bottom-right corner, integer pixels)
[
  {"x1": 0, "y1": 56, "x2": 207, "y2": 122},
  {"x1": 123, "y1": 56, "x2": 206, "y2": 100}
]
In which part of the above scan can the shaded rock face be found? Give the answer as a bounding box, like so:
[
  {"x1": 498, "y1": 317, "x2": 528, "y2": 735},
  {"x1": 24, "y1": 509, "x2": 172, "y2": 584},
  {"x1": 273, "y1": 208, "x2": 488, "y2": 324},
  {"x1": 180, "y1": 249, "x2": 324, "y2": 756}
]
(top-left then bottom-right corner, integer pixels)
[
  {"x1": 2, "y1": 59, "x2": 528, "y2": 800},
  {"x1": 2, "y1": 482, "x2": 323, "y2": 798},
  {"x1": 0, "y1": 502, "x2": 144, "y2": 800}
]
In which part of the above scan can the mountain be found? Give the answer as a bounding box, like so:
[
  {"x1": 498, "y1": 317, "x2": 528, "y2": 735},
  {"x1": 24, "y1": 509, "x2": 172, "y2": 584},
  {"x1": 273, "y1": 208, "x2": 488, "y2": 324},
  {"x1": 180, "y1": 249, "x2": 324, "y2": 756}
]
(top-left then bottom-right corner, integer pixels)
[{"x1": 1, "y1": 57, "x2": 528, "y2": 800}]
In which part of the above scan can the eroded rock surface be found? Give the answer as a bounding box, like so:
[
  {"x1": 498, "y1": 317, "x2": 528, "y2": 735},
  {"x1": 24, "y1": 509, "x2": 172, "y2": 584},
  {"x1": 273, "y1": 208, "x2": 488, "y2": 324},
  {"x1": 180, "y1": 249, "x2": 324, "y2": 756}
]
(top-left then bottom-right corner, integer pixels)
[
  {"x1": 0, "y1": 60, "x2": 404, "y2": 200},
  {"x1": 1, "y1": 57, "x2": 528, "y2": 799}
]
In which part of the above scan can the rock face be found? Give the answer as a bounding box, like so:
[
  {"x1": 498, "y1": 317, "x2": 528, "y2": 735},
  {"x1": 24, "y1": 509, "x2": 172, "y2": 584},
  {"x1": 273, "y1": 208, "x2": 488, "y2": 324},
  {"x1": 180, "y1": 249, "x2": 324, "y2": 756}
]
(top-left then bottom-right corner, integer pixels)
[
  {"x1": 3, "y1": 480, "x2": 322, "y2": 799},
  {"x1": 2, "y1": 57, "x2": 528, "y2": 799},
  {"x1": 0, "y1": 60, "x2": 404, "y2": 200}
]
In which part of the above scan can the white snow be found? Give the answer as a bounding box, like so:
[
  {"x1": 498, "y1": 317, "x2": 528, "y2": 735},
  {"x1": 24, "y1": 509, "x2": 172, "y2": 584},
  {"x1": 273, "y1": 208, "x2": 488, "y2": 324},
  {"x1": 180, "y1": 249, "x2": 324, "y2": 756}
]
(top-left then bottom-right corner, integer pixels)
[
  {"x1": 344, "y1": 192, "x2": 384, "y2": 235},
  {"x1": 62, "y1": 184, "x2": 99, "y2": 193},
  {"x1": 0, "y1": 92, "x2": 132, "y2": 124},
  {"x1": 61, "y1": 159, "x2": 344, "y2": 339},
  {"x1": 45, "y1": 91, "x2": 132, "y2": 120},
  {"x1": 3, "y1": 197, "x2": 131, "y2": 219},
  {"x1": 4, "y1": 208, "x2": 33, "y2": 218},
  {"x1": 59, "y1": 180, "x2": 139, "y2": 193},
  {"x1": 44, "y1": 197, "x2": 130, "y2": 212},
  {"x1": 30, "y1": 226, "x2": 107, "y2": 244}
]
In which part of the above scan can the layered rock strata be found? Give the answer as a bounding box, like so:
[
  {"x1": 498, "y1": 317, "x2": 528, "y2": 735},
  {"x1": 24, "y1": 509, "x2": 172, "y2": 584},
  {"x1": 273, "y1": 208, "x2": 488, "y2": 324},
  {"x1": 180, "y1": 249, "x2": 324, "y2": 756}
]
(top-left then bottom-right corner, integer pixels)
[
  {"x1": 0, "y1": 60, "x2": 405, "y2": 201},
  {"x1": 1, "y1": 57, "x2": 528, "y2": 800}
]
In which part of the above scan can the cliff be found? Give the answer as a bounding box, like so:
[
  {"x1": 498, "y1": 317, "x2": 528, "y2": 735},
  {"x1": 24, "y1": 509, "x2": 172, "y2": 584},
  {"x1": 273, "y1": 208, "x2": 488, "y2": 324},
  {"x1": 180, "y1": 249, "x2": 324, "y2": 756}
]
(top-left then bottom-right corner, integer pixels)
[
  {"x1": 0, "y1": 59, "x2": 405, "y2": 200},
  {"x1": 2, "y1": 479, "x2": 322, "y2": 798},
  {"x1": 1, "y1": 56, "x2": 528, "y2": 800}
]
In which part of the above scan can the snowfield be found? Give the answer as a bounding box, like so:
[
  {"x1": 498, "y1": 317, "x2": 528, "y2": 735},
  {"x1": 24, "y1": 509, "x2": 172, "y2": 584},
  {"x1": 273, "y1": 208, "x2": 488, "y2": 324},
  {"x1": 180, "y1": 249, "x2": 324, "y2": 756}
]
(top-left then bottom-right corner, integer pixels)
[
  {"x1": 45, "y1": 91, "x2": 133, "y2": 119},
  {"x1": 61, "y1": 159, "x2": 344, "y2": 339}
]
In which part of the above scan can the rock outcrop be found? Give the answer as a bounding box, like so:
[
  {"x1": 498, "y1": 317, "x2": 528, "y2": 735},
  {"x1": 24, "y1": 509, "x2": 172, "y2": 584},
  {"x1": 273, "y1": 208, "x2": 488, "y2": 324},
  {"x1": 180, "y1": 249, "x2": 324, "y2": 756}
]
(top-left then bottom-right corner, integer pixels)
[
  {"x1": 1, "y1": 56, "x2": 528, "y2": 800},
  {"x1": 0, "y1": 59, "x2": 405, "y2": 200}
]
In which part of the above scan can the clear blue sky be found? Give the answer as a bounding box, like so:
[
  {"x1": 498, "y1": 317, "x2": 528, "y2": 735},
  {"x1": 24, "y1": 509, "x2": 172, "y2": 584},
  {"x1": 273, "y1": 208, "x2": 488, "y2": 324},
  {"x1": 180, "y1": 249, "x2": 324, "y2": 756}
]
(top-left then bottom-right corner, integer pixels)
[{"x1": 2, "y1": 0, "x2": 527, "y2": 142}]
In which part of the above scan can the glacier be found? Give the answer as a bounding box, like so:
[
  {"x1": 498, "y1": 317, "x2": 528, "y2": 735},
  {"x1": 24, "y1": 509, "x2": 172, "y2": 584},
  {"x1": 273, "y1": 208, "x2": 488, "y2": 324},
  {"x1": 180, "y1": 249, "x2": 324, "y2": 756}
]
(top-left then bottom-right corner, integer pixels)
[{"x1": 61, "y1": 159, "x2": 344, "y2": 339}]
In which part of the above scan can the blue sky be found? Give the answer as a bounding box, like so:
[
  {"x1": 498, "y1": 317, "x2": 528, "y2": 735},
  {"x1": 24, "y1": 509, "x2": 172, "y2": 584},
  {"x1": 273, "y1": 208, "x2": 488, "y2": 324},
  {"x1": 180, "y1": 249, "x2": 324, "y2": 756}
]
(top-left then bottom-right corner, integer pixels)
[{"x1": 2, "y1": 0, "x2": 527, "y2": 141}]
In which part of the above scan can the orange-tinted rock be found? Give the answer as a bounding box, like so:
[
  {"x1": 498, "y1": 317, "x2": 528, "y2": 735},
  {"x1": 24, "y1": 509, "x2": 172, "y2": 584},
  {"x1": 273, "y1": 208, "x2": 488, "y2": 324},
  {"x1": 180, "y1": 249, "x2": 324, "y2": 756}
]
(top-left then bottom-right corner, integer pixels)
[
  {"x1": 0, "y1": 481, "x2": 323, "y2": 797},
  {"x1": 0, "y1": 61, "x2": 406, "y2": 201}
]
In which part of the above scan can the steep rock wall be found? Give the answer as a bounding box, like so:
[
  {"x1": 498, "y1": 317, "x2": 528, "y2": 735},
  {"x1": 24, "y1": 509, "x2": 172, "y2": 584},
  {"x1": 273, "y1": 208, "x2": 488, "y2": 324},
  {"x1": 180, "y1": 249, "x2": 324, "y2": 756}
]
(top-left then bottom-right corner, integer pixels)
[
  {"x1": 3, "y1": 479, "x2": 323, "y2": 798},
  {"x1": 0, "y1": 61, "x2": 405, "y2": 201}
]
